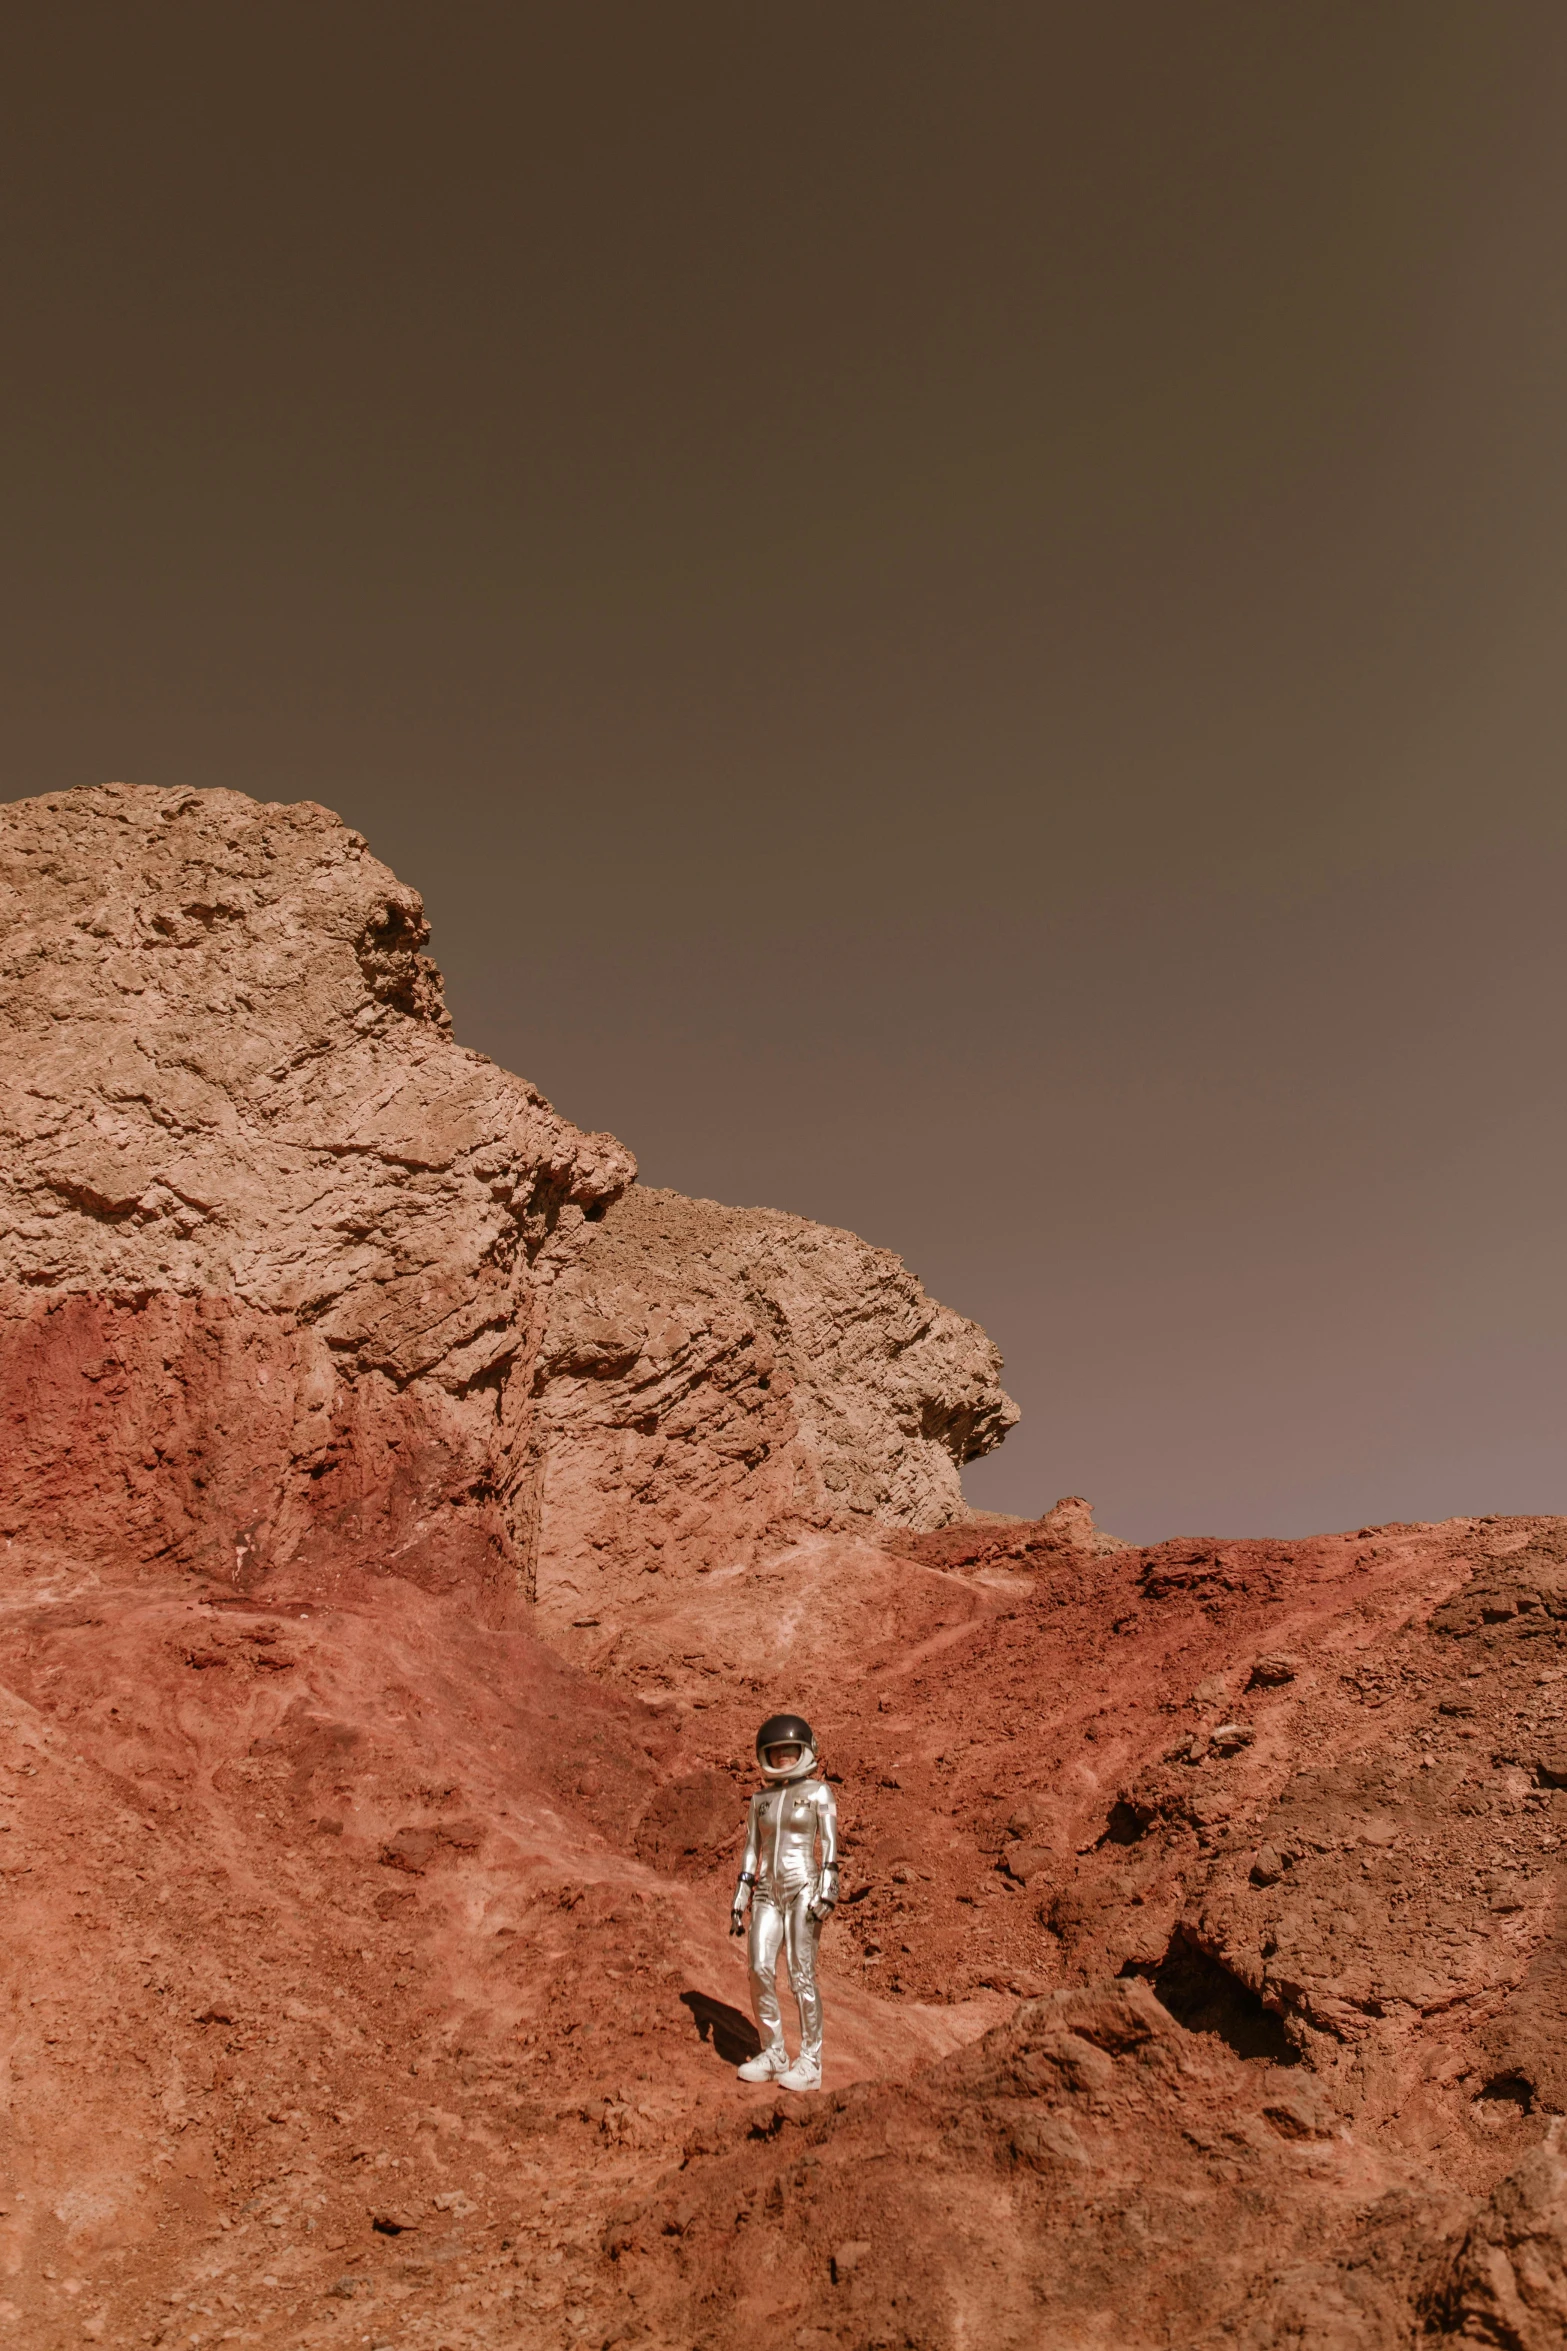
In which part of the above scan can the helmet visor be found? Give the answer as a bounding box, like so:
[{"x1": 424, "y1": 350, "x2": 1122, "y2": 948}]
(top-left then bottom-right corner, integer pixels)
[{"x1": 755, "y1": 1712, "x2": 818, "y2": 1781}]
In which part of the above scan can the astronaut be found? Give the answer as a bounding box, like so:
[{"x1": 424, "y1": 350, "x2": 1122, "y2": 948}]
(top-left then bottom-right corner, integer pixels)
[{"x1": 728, "y1": 1712, "x2": 838, "y2": 2091}]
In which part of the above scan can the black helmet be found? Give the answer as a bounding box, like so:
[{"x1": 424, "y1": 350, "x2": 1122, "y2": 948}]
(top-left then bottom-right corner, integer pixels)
[{"x1": 756, "y1": 1713, "x2": 818, "y2": 1783}]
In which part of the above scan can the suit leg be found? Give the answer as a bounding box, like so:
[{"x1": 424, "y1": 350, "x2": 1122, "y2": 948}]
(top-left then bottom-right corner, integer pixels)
[
  {"x1": 782, "y1": 1884, "x2": 824, "y2": 2064},
  {"x1": 747, "y1": 1894, "x2": 787, "y2": 2057}
]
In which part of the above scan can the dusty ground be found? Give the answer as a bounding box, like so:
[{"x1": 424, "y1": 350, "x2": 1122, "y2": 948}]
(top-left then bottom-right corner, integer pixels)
[
  {"x1": 5, "y1": 1507, "x2": 1567, "y2": 2347},
  {"x1": 0, "y1": 1539, "x2": 999, "y2": 2351}
]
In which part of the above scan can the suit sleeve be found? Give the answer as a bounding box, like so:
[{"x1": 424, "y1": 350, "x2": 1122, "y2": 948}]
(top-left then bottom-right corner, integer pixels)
[
  {"x1": 815, "y1": 1782, "x2": 839, "y2": 1906},
  {"x1": 733, "y1": 1794, "x2": 761, "y2": 1911}
]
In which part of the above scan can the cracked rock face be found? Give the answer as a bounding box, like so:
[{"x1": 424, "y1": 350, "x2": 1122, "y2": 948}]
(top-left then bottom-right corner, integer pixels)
[
  {"x1": 0, "y1": 783, "x2": 1016, "y2": 1616},
  {"x1": 531, "y1": 1184, "x2": 1017, "y2": 1625},
  {"x1": 0, "y1": 782, "x2": 633, "y2": 1609}
]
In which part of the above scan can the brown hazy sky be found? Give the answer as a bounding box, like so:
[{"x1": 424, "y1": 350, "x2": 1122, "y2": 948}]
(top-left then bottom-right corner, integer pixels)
[{"x1": 5, "y1": 4, "x2": 1567, "y2": 1537}]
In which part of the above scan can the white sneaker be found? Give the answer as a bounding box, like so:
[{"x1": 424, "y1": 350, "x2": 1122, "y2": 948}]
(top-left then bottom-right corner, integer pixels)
[
  {"x1": 778, "y1": 2054, "x2": 821, "y2": 2092},
  {"x1": 736, "y1": 2046, "x2": 787, "y2": 2082}
]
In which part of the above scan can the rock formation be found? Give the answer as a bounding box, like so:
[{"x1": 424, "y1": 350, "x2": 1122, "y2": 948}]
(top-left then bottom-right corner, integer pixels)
[
  {"x1": 0, "y1": 783, "x2": 1015, "y2": 1623},
  {"x1": 532, "y1": 1183, "x2": 1017, "y2": 1626},
  {"x1": 0, "y1": 781, "x2": 632, "y2": 1614}
]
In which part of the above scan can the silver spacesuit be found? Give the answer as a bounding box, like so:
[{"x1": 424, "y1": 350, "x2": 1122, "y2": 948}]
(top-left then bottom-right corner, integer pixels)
[{"x1": 729, "y1": 1712, "x2": 838, "y2": 2091}]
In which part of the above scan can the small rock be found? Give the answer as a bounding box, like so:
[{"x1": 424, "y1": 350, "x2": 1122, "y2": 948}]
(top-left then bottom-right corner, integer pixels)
[
  {"x1": 380, "y1": 1826, "x2": 437, "y2": 1874},
  {"x1": 1262, "y1": 2086, "x2": 1333, "y2": 2141},
  {"x1": 832, "y1": 2239, "x2": 873, "y2": 2281},
  {"x1": 1000, "y1": 1839, "x2": 1054, "y2": 1888},
  {"x1": 371, "y1": 2207, "x2": 422, "y2": 2234},
  {"x1": 1190, "y1": 1792, "x2": 1233, "y2": 1828}
]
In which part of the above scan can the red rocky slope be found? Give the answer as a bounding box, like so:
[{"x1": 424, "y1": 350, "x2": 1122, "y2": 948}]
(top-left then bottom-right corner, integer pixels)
[
  {"x1": 3, "y1": 1507, "x2": 1567, "y2": 2348},
  {"x1": 595, "y1": 1510, "x2": 1567, "y2": 2348},
  {"x1": 0, "y1": 1553, "x2": 1001, "y2": 2350}
]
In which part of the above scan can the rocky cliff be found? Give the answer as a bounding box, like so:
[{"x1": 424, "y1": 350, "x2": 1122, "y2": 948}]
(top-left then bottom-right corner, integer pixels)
[
  {"x1": 533, "y1": 1183, "x2": 1017, "y2": 1627},
  {"x1": 0, "y1": 782, "x2": 1016, "y2": 1620},
  {"x1": 0, "y1": 782, "x2": 632, "y2": 1614}
]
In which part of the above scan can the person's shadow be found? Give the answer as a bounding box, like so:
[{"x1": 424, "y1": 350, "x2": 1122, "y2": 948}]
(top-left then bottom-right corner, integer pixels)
[{"x1": 680, "y1": 1990, "x2": 761, "y2": 2066}]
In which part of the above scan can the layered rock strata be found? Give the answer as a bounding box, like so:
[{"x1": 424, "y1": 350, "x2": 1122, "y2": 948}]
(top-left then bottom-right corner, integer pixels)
[
  {"x1": 0, "y1": 782, "x2": 633, "y2": 1611},
  {"x1": 0, "y1": 784, "x2": 1016, "y2": 1618},
  {"x1": 532, "y1": 1184, "x2": 1017, "y2": 1624}
]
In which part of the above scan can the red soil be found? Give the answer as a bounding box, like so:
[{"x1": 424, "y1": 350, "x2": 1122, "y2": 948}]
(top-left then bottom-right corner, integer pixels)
[{"x1": 5, "y1": 1506, "x2": 1567, "y2": 2348}]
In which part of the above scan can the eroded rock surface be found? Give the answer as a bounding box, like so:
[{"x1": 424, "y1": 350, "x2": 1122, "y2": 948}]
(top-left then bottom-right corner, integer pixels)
[
  {"x1": 1, "y1": 785, "x2": 1017, "y2": 1624},
  {"x1": 0, "y1": 782, "x2": 634, "y2": 1610},
  {"x1": 569, "y1": 1512, "x2": 1567, "y2": 2349},
  {"x1": 0, "y1": 1468, "x2": 1565, "y2": 2343},
  {"x1": 533, "y1": 1184, "x2": 1017, "y2": 1623},
  {"x1": 1435, "y1": 2138, "x2": 1567, "y2": 2349}
]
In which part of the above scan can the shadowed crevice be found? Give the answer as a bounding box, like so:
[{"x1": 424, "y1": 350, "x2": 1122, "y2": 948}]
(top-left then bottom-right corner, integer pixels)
[{"x1": 1124, "y1": 1930, "x2": 1299, "y2": 2067}]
